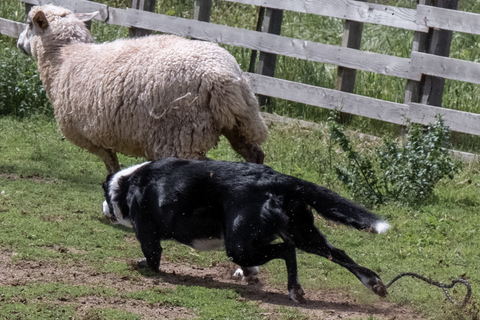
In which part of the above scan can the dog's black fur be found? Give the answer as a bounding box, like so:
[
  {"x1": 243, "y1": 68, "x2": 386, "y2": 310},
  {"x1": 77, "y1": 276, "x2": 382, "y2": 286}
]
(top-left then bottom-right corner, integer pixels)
[{"x1": 102, "y1": 158, "x2": 389, "y2": 303}]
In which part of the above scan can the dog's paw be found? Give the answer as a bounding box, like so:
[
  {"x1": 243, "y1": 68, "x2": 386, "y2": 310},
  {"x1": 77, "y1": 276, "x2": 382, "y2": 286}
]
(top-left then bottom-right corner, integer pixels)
[
  {"x1": 362, "y1": 276, "x2": 387, "y2": 297},
  {"x1": 370, "y1": 278, "x2": 388, "y2": 297},
  {"x1": 289, "y1": 286, "x2": 306, "y2": 304},
  {"x1": 232, "y1": 268, "x2": 244, "y2": 279},
  {"x1": 137, "y1": 258, "x2": 149, "y2": 269},
  {"x1": 233, "y1": 267, "x2": 259, "y2": 284}
]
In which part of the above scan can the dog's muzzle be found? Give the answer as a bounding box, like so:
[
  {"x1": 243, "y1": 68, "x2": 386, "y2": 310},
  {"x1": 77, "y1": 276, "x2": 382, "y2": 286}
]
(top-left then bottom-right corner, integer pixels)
[{"x1": 103, "y1": 200, "x2": 118, "y2": 223}]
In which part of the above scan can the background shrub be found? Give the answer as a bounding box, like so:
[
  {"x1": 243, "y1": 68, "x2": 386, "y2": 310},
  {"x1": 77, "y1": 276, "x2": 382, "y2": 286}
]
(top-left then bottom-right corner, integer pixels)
[
  {"x1": 0, "y1": 40, "x2": 51, "y2": 117},
  {"x1": 330, "y1": 112, "x2": 459, "y2": 207}
]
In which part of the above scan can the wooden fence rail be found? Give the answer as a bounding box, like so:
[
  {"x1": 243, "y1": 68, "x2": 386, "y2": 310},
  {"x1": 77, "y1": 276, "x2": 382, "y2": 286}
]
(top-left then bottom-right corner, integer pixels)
[{"x1": 1, "y1": 0, "x2": 480, "y2": 149}]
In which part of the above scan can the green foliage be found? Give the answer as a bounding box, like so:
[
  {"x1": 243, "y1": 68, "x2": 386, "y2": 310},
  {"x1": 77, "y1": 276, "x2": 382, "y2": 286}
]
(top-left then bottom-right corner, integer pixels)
[
  {"x1": 0, "y1": 41, "x2": 51, "y2": 117},
  {"x1": 330, "y1": 111, "x2": 459, "y2": 207}
]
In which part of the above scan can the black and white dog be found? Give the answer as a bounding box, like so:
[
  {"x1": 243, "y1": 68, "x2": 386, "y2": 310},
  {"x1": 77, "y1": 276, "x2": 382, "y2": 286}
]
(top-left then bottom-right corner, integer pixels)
[{"x1": 102, "y1": 158, "x2": 390, "y2": 303}]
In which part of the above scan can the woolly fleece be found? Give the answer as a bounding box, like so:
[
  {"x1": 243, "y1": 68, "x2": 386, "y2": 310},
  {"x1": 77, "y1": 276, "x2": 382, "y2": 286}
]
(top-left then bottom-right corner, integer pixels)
[{"x1": 18, "y1": 5, "x2": 268, "y2": 173}]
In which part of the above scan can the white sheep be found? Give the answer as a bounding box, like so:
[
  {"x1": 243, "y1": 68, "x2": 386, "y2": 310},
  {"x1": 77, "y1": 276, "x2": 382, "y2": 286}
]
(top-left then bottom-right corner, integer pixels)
[{"x1": 17, "y1": 5, "x2": 268, "y2": 173}]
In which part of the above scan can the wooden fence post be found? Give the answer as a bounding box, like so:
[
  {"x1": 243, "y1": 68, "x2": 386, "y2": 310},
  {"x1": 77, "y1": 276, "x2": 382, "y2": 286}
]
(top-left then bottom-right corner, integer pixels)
[
  {"x1": 419, "y1": 0, "x2": 458, "y2": 107},
  {"x1": 194, "y1": 0, "x2": 212, "y2": 22},
  {"x1": 335, "y1": 0, "x2": 367, "y2": 124},
  {"x1": 248, "y1": 6, "x2": 265, "y2": 73},
  {"x1": 401, "y1": 0, "x2": 457, "y2": 136},
  {"x1": 84, "y1": 0, "x2": 93, "y2": 30},
  {"x1": 256, "y1": 8, "x2": 284, "y2": 107},
  {"x1": 129, "y1": 0, "x2": 156, "y2": 38},
  {"x1": 25, "y1": 3, "x2": 33, "y2": 19},
  {"x1": 402, "y1": 0, "x2": 431, "y2": 136}
]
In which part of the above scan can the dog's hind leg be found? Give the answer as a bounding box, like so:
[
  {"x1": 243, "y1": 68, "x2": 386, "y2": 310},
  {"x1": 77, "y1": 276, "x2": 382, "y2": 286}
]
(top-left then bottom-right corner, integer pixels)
[
  {"x1": 288, "y1": 211, "x2": 387, "y2": 297},
  {"x1": 226, "y1": 239, "x2": 305, "y2": 303}
]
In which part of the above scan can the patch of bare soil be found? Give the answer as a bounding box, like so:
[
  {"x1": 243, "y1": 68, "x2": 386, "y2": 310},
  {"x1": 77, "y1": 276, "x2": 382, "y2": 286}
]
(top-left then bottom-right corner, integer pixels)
[
  {"x1": 0, "y1": 249, "x2": 425, "y2": 319},
  {"x1": 59, "y1": 297, "x2": 193, "y2": 320},
  {"x1": 0, "y1": 173, "x2": 61, "y2": 184}
]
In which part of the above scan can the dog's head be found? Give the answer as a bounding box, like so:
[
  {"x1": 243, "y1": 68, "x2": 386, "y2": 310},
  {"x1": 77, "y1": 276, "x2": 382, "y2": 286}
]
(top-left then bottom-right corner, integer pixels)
[
  {"x1": 102, "y1": 173, "x2": 119, "y2": 224},
  {"x1": 101, "y1": 162, "x2": 151, "y2": 228}
]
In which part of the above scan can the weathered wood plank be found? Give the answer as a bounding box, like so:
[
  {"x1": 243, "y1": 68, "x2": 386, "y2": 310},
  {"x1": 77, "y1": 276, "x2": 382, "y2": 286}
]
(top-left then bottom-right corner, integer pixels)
[
  {"x1": 411, "y1": 52, "x2": 480, "y2": 86},
  {"x1": 247, "y1": 72, "x2": 408, "y2": 125},
  {"x1": 0, "y1": 18, "x2": 26, "y2": 38},
  {"x1": 247, "y1": 72, "x2": 480, "y2": 135},
  {"x1": 408, "y1": 103, "x2": 480, "y2": 136},
  {"x1": 222, "y1": 0, "x2": 428, "y2": 32},
  {"x1": 107, "y1": 7, "x2": 421, "y2": 80},
  {"x1": 416, "y1": 4, "x2": 480, "y2": 35},
  {"x1": 19, "y1": 0, "x2": 108, "y2": 21}
]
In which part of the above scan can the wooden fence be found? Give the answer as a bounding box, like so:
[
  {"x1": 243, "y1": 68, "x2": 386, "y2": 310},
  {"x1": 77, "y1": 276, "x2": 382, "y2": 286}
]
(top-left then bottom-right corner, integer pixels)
[{"x1": 1, "y1": 0, "x2": 480, "y2": 152}]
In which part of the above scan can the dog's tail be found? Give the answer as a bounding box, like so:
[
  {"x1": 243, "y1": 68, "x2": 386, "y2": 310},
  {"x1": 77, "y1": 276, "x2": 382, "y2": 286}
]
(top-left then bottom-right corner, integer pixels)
[{"x1": 294, "y1": 180, "x2": 390, "y2": 234}]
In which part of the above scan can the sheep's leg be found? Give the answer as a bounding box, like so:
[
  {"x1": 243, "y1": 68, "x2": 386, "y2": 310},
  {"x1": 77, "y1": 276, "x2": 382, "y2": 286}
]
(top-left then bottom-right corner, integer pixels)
[
  {"x1": 222, "y1": 128, "x2": 265, "y2": 164},
  {"x1": 82, "y1": 145, "x2": 120, "y2": 174},
  {"x1": 97, "y1": 148, "x2": 120, "y2": 174},
  {"x1": 62, "y1": 127, "x2": 121, "y2": 174}
]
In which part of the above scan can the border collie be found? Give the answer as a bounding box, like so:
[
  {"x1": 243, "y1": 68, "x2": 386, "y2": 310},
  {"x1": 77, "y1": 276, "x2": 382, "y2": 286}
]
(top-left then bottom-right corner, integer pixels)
[{"x1": 102, "y1": 158, "x2": 390, "y2": 303}]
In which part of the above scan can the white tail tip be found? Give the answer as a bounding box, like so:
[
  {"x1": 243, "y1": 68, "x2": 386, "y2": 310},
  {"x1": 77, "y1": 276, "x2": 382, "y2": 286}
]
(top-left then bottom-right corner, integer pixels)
[{"x1": 374, "y1": 221, "x2": 391, "y2": 234}]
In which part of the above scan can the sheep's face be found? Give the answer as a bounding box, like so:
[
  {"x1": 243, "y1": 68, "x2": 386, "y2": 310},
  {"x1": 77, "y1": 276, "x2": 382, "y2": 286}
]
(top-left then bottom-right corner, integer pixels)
[
  {"x1": 17, "y1": 5, "x2": 98, "y2": 58},
  {"x1": 17, "y1": 14, "x2": 38, "y2": 56}
]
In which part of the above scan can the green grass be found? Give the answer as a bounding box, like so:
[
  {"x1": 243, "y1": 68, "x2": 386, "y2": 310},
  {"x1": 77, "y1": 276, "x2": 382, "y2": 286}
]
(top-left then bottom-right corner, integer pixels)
[
  {"x1": 1, "y1": 0, "x2": 480, "y2": 318},
  {"x1": 1, "y1": 283, "x2": 266, "y2": 320},
  {"x1": 0, "y1": 116, "x2": 479, "y2": 319}
]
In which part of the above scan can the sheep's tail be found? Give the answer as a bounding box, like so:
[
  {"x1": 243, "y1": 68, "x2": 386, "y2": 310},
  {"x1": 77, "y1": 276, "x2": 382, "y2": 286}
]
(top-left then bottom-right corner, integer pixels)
[
  {"x1": 292, "y1": 178, "x2": 390, "y2": 233},
  {"x1": 238, "y1": 77, "x2": 268, "y2": 144},
  {"x1": 209, "y1": 73, "x2": 268, "y2": 145}
]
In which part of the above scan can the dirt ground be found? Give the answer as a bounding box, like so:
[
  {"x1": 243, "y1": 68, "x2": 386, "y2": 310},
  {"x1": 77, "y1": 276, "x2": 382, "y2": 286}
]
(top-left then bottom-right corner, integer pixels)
[{"x1": 0, "y1": 249, "x2": 426, "y2": 320}]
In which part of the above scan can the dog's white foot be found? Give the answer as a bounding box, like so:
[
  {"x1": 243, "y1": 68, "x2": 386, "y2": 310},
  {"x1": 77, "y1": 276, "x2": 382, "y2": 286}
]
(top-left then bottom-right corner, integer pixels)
[
  {"x1": 137, "y1": 258, "x2": 149, "y2": 269},
  {"x1": 233, "y1": 268, "x2": 244, "y2": 278},
  {"x1": 233, "y1": 267, "x2": 259, "y2": 283},
  {"x1": 289, "y1": 287, "x2": 306, "y2": 304}
]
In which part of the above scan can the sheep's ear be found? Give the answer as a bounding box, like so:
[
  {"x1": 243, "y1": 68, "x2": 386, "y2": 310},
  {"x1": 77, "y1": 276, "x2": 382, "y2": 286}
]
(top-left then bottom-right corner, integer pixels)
[
  {"x1": 74, "y1": 12, "x2": 99, "y2": 22},
  {"x1": 32, "y1": 10, "x2": 49, "y2": 30}
]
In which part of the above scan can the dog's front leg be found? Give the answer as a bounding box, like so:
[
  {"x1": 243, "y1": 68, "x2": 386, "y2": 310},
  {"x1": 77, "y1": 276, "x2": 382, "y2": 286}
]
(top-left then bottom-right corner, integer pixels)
[
  {"x1": 135, "y1": 224, "x2": 163, "y2": 273},
  {"x1": 281, "y1": 241, "x2": 305, "y2": 304},
  {"x1": 138, "y1": 236, "x2": 163, "y2": 273}
]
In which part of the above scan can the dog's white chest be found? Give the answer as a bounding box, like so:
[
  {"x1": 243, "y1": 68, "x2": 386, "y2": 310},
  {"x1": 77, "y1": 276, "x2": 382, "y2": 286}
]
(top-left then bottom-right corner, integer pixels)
[{"x1": 190, "y1": 238, "x2": 224, "y2": 251}]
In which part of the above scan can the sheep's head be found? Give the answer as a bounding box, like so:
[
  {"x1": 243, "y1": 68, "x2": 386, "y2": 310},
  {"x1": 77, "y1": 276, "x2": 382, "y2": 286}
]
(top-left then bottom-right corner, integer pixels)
[{"x1": 17, "y1": 5, "x2": 98, "y2": 58}]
